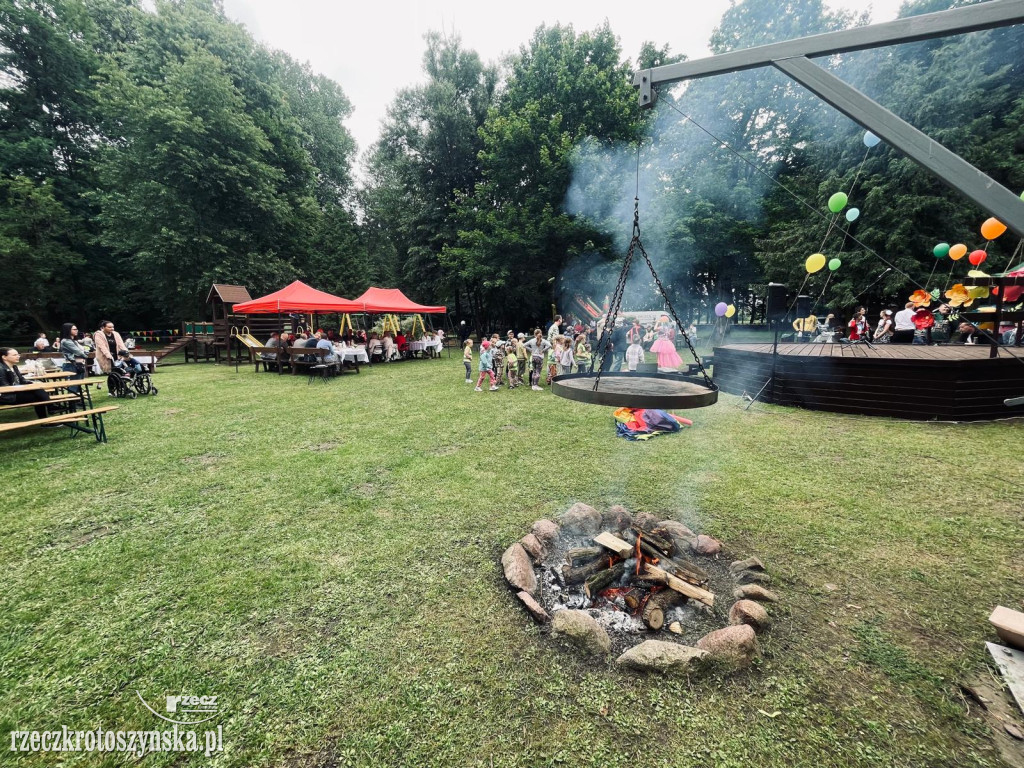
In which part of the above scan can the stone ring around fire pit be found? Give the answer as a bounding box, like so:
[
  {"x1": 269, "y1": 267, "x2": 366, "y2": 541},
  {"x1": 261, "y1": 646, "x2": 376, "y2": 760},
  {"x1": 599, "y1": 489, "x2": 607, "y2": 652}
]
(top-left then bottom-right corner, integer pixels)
[{"x1": 501, "y1": 503, "x2": 779, "y2": 675}]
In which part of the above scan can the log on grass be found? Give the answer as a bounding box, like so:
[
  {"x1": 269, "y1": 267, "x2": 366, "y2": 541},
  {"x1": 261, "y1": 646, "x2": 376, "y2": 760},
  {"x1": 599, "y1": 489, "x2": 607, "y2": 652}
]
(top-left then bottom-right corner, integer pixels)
[
  {"x1": 565, "y1": 546, "x2": 603, "y2": 567},
  {"x1": 643, "y1": 564, "x2": 715, "y2": 607},
  {"x1": 585, "y1": 563, "x2": 625, "y2": 600},
  {"x1": 593, "y1": 531, "x2": 633, "y2": 558},
  {"x1": 562, "y1": 555, "x2": 617, "y2": 585}
]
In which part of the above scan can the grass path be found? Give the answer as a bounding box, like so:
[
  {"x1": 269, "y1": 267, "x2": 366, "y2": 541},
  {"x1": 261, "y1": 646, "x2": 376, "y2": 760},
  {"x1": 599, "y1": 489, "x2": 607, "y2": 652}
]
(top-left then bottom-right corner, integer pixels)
[{"x1": 1, "y1": 358, "x2": 1022, "y2": 767}]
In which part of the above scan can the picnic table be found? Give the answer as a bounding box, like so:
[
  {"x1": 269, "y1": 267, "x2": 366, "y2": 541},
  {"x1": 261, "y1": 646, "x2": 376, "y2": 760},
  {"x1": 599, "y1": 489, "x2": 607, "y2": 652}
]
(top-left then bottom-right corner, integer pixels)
[
  {"x1": 407, "y1": 339, "x2": 443, "y2": 358},
  {"x1": 333, "y1": 345, "x2": 369, "y2": 365},
  {"x1": 0, "y1": 377, "x2": 116, "y2": 442}
]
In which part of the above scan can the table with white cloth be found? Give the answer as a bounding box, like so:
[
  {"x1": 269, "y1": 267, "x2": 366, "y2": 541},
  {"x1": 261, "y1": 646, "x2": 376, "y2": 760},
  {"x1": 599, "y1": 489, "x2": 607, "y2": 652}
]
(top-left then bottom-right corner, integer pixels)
[
  {"x1": 333, "y1": 345, "x2": 369, "y2": 364},
  {"x1": 407, "y1": 339, "x2": 443, "y2": 358}
]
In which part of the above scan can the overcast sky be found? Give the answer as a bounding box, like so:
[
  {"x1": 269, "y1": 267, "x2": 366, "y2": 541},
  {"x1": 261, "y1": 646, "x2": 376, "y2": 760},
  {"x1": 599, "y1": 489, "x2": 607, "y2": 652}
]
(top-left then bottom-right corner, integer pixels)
[{"x1": 220, "y1": 0, "x2": 906, "y2": 166}]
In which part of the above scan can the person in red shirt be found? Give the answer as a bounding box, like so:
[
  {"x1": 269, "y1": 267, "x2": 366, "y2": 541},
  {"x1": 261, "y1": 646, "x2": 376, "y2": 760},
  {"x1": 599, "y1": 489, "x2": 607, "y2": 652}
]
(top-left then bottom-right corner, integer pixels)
[{"x1": 848, "y1": 306, "x2": 869, "y2": 341}]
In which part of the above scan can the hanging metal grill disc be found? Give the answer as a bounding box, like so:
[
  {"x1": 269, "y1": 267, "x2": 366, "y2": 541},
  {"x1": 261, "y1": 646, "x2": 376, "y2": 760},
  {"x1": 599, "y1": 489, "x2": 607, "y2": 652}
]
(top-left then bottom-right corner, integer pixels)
[{"x1": 551, "y1": 371, "x2": 718, "y2": 409}]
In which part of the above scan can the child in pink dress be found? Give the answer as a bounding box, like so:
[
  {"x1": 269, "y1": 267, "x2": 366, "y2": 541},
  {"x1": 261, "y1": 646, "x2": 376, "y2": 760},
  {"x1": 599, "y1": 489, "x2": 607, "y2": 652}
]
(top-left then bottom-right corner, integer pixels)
[{"x1": 650, "y1": 326, "x2": 682, "y2": 372}]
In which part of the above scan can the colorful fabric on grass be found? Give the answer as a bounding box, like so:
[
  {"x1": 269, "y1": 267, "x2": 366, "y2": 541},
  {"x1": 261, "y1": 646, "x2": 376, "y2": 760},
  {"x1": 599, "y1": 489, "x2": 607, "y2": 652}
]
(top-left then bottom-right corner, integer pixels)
[{"x1": 613, "y1": 408, "x2": 692, "y2": 440}]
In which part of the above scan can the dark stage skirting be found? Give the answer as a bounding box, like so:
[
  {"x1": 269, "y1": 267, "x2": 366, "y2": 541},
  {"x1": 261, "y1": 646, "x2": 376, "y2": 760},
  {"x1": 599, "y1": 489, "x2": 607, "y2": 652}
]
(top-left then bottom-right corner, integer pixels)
[{"x1": 712, "y1": 343, "x2": 1024, "y2": 421}]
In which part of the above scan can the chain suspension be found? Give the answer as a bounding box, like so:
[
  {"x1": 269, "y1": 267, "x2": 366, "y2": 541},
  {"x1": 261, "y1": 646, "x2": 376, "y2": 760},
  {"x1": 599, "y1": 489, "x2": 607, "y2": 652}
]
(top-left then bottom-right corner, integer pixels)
[{"x1": 591, "y1": 198, "x2": 714, "y2": 391}]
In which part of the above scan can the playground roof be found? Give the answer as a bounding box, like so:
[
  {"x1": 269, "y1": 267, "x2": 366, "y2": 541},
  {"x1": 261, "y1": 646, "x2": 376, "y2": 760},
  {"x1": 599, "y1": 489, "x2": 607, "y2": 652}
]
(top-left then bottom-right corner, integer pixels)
[
  {"x1": 351, "y1": 287, "x2": 446, "y2": 314},
  {"x1": 207, "y1": 284, "x2": 252, "y2": 305},
  {"x1": 231, "y1": 281, "x2": 362, "y2": 314}
]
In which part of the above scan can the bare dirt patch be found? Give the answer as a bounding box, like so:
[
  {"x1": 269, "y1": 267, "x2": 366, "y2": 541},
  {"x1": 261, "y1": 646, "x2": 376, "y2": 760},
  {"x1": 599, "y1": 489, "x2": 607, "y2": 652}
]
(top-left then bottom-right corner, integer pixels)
[
  {"x1": 182, "y1": 453, "x2": 222, "y2": 466},
  {"x1": 67, "y1": 526, "x2": 114, "y2": 550}
]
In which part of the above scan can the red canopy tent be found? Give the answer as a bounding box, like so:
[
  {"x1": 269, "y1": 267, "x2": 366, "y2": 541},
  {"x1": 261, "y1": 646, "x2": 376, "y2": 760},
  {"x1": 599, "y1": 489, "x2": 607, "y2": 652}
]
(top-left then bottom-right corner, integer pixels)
[
  {"x1": 232, "y1": 280, "x2": 362, "y2": 314},
  {"x1": 351, "y1": 287, "x2": 446, "y2": 314}
]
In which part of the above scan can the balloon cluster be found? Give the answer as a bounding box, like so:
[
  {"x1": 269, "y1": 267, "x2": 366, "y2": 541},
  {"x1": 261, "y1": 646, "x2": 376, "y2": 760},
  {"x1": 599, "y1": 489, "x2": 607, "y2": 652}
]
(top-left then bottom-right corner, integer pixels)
[
  {"x1": 714, "y1": 302, "x2": 736, "y2": 318},
  {"x1": 930, "y1": 211, "x2": 1012, "y2": 271},
  {"x1": 804, "y1": 136, "x2": 881, "y2": 275}
]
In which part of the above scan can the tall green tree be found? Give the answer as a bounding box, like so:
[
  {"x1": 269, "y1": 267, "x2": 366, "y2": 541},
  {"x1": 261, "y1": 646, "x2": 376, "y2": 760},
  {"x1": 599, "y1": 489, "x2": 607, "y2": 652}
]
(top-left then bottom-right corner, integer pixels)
[
  {"x1": 362, "y1": 31, "x2": 496, "y2": 314},
  {"x1": 92, "y1": 0, "x2": 361, "y2": 319},
  {"x1": 444, "y1": 22, "x2": 642, "y2": 330}
]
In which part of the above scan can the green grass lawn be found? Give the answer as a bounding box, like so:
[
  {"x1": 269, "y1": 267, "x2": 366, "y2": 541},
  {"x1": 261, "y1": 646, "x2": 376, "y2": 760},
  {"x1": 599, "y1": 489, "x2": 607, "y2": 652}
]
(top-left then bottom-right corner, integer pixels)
[{"x1": 2, "y1": 357, "x2": 1023, "y2": 767}]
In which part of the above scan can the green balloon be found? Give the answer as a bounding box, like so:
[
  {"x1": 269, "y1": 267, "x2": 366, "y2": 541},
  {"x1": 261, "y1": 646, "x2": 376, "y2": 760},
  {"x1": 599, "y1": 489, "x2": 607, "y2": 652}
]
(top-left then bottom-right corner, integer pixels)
[
  {"x1": 933, "y1": 242, "x2": 950, "y2": 258},
  {"x1": 827, "y1": 192, "x2": 848, "y2": 213},
  {"x1": 828, "y1": 258, "x2": 842, "y2": 271}
]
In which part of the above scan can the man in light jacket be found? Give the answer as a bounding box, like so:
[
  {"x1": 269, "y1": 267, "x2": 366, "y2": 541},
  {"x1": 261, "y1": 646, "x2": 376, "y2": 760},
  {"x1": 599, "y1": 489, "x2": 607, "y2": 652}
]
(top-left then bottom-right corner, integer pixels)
[{"x1": 93, "y1": 320, "x2": 128, "y2": 373}]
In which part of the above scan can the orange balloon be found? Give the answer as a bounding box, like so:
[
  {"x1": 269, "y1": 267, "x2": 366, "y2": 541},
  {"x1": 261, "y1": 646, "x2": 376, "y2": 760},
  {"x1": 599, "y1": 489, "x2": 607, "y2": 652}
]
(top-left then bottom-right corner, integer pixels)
[
  {"x1": 948, "y1": 243, "x2": 967, "y2": 261},
  {"x1": 980, "y1": 217, "x2": 1007, "y2": 240}
]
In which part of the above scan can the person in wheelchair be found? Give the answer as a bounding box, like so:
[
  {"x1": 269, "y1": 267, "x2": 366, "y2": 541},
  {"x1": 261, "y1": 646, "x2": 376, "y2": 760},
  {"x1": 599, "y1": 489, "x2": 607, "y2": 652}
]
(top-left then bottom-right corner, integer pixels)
[
  {"x1": 108, "y1": 350, "x2": 158, "y2": 397},
  {"x1": 116, "y1": 349, "x2": 144, "y2": 374}
]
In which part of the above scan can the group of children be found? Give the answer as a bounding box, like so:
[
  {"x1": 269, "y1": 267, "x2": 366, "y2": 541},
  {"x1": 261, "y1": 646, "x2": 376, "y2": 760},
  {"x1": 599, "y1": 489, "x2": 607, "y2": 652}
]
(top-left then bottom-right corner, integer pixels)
[{"x1": 462, "y1": 326, "x2": 670, "y2": 393}]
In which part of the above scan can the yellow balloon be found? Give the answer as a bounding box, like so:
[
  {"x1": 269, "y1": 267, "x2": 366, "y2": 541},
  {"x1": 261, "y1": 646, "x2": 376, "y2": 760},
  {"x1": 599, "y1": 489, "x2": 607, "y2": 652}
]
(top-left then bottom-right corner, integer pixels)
[
  {"x1": 725, "y1": 304, "x2": 736, "y2": 318},
  {"x1": 805, "y1": 253, "x2": 826, "y2": 273},
  {"x1": 980, "y1": 217, "x2": 1007, "y2": 240},
  {"x1": 949, "y1": 243, "x2": 967, "y2": 260}
]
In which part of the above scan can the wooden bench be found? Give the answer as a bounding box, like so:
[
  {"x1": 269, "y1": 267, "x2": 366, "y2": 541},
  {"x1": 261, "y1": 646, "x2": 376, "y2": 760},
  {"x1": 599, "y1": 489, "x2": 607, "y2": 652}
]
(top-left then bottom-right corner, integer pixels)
[
  {"x1": 249, "y1": 346, "x2": 284, "y2": 373},
  {"x1": 0, "y1": 405, "x2": 118, "y2": 442},
  {"x1": 285, "y1": 347, "x2": 340, "y2": 376},
  {"x1": 0, "y1": 393, "x2": 79, "y2": 413}
]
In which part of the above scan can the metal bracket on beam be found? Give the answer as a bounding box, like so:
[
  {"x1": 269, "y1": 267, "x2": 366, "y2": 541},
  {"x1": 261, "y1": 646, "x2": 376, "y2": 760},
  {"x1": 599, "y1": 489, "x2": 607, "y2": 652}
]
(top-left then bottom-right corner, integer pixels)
[
  {"x1": 638, "y1": 69, "x2": 656, "y2": 110},
  {"x1": 773, "y1": 56, "x2": 1024, "y2": 240}
]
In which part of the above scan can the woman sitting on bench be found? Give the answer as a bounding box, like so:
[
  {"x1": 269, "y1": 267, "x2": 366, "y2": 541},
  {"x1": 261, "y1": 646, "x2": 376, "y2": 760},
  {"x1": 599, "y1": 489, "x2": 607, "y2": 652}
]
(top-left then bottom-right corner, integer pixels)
[{"x1": 0, "y1": 348, "x2": 52, "y2": 420}]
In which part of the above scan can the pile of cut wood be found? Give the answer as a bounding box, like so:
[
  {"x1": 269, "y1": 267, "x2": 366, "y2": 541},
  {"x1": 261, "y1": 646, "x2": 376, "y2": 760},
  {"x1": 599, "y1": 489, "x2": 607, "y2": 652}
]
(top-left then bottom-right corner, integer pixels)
[{"x1": 560, "y1": 525, "x2": 715, "y2": 630}]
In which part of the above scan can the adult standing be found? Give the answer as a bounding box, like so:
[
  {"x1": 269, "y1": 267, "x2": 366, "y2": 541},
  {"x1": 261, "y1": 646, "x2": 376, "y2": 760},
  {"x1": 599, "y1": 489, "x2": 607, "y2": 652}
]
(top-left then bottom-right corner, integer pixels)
[
  {"x1": 609, "y1": 319, "x2": 629, "y2": 372},
  {"x1": 0, "y1": 348, "x2": 52, "y2": 421},
  {"x1": 847, "y1": 307, "x2": 870, "y2": 341},
  {"x1": 547, "y1": 315, "x2": 562, "y2": 344},
  {"x1": 93, "y1": 320, "x2": 127, "y2": 374},
  {"x1": 892, "y1": 302, "x2": 916, "y2": 344},
  {"x1": 33, "y1": 333, "x2": 50, "y2": 351},
  {"x1": 873, "y1": 310, "x2": 894, "y2": 343},
  {"x1": 58, "y1": 323, "x2": 90, "y2": 390}
]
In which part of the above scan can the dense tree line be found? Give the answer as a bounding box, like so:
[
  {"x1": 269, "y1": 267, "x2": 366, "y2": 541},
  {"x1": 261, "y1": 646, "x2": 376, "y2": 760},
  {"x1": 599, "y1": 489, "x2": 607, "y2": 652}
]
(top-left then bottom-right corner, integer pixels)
[
  {"x1": 1, "y1": 0, "x2": 368, "y2": 334},
  {"x1": 2, "y1": 0, "x2": 1021, "y2": 337}
]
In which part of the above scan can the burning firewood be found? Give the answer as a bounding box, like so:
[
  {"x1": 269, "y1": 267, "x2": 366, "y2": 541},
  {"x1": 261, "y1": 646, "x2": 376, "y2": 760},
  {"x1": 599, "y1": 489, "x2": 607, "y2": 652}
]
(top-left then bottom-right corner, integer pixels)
[
  {"x1": 641, "y1": 589, "x2": 685, "y2": 630},
  {"x1": 593, "y1": 531, "x2": 633, "y2": 558},
  {"x1": 621, "y1": 529, "x2": 709, "y2": 586},
  {"x1": 565, "y1": 546, "x2": 603, "y2": 568},
  {"x1": 562, "y1": 555, "x2": 618, "y2": 585},
  {"x1": 643, "y1": 563, "x2": 715, "y2": 607},
  {"x1": 584, "y1": 562, "x2": 626, "y2": 600},
  {"x1": 630, "y1": 527, "x2": 675, "y2": 556}
]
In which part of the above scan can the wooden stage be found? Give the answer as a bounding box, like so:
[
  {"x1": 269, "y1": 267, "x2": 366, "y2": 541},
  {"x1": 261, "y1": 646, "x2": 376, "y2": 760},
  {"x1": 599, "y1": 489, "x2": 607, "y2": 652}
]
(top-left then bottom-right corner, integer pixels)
[{"x1": 712, "y1": 343, "x2": 1024, "y2": 421}]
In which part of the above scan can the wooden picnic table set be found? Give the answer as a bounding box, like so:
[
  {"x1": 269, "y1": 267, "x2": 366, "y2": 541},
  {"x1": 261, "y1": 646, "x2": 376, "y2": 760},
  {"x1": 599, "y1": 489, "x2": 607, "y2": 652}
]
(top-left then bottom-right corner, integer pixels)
[{"x1": 0, "y1": 374, "x2": 117, "y2": 443}]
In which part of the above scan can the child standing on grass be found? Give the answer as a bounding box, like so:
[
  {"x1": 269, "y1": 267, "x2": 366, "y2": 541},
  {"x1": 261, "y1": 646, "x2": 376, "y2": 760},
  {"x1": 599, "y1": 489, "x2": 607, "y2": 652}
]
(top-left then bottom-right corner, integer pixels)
[
  {"x1": 475, "y1": 340, "x2": 497, "y2": 391},
  {"x1": 505, "y1": 342, "x2": 521, "y2": 388},
  {"x1": 525, "y1": 329, "x2": 550, "y2": 391},
  {"x1": 515, "y1": 334, "x2": 528, "y2": 383},
  {"x1": 626, "y1": 336, "x2": 645, "y2": 372},
  {"x1": 558, "y1": 336, "x2": 575, "y2": 375},
  {"x1": 546, "y1": 337, "x2": 561, "y2": 385},
  {"x1": 573, "y1": 334, "x2": 590, "y2": 373},
  {"x1": 490, "y1": 334, "x2": 506, "y2": 386},
  {"x1": 462, "y1": 339, "x2": 473, "y2": 383}
]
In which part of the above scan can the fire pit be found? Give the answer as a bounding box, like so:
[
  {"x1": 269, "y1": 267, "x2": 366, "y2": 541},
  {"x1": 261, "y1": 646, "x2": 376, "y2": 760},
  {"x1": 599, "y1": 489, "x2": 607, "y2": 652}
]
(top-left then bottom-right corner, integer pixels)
[{"x1": 501, "y1": 503, "x2": 778, "y2": 674}]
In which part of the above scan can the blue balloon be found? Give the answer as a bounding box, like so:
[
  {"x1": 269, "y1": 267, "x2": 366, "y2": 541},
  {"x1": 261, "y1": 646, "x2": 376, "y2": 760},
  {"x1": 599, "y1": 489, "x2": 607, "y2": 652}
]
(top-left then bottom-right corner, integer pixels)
[
  {"x1": 846, "y1": 208, "x2": 860, "y2": 222},
  {"x1": 863, "y1": 131, "x2": 880, "y2": 148}
]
